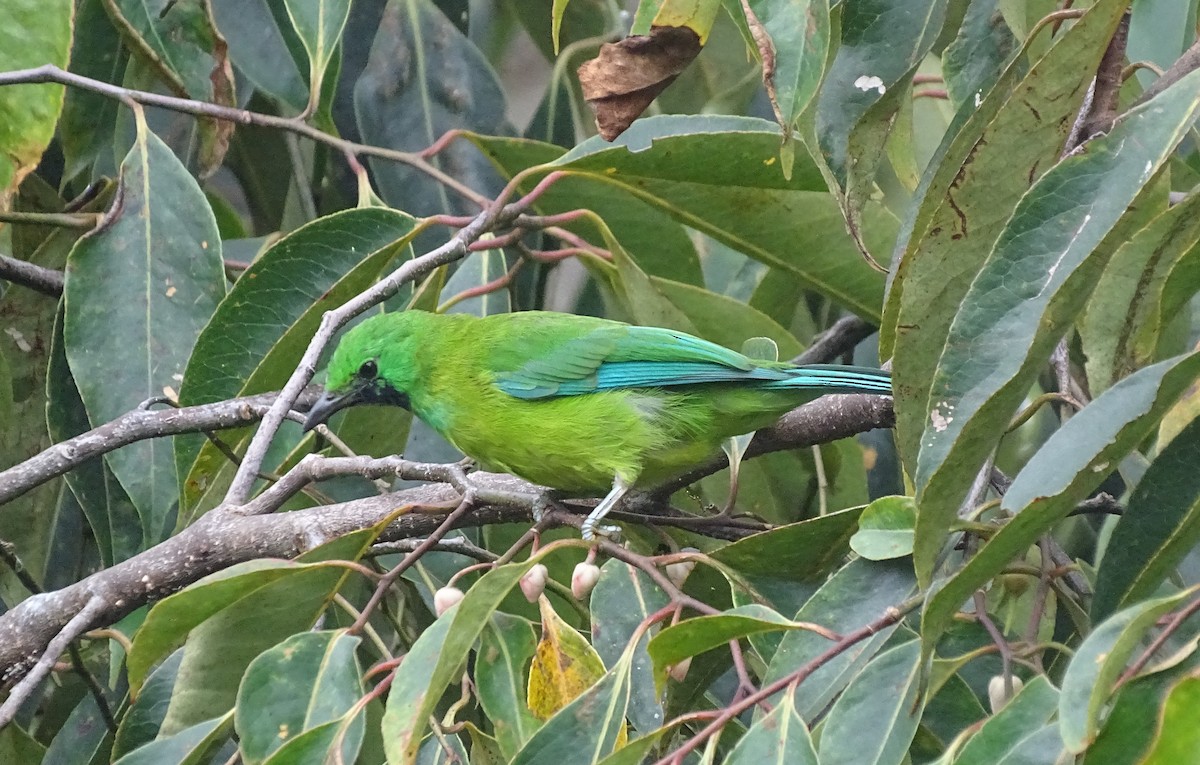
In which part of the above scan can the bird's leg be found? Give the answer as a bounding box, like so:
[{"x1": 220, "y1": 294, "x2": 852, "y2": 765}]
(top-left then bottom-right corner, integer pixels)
[
  {"x1": 716, "y1": 433, "x2": 755, "y2": 517},
  {"x1": 581, "y1": 476, "x2": 633, "y2": 541}
]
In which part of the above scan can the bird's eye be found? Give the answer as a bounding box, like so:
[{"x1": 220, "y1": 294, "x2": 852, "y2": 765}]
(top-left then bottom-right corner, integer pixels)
[{"x1": 359, "y1": 359, "x2": 378, "y2": 379}]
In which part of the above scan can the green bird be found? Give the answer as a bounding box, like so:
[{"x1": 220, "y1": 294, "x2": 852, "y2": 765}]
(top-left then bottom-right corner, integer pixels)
[{"x1": 303, "y1": 310, "x2": 891, "y2": 539}]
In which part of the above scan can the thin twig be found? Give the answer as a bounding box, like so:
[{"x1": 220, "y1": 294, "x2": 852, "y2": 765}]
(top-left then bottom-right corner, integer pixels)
[
  {"x1": 0, "y1": 65, "x2": 488, "y2": 208},
  {"x1": 0, "y1": 596, "x2": 107, "y2": 727},
  {"x1": 1115, "y1": 594, "x2": 1200, "y2": 690},
  {"x1": 793, "y1": 316, "x2": 878, "y2": 366},
  {"x1": 0, "y1": 252, "x2": 66, "y2": 296},
  {"x1": 0, "y1": 389, "x2": 319, "y2": 506},
  {"x1": 651, "y1": 598, "x2": 917, "y2": 765},
  {"x1": 349, "y1": 490, "x2": 478, "y2": 635}
]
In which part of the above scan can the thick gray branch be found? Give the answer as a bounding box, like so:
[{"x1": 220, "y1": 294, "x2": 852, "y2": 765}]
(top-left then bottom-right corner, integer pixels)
[
  {"x1": 0, "y1": 252, "x2": 64, "y2": 297},
  {"x1": 0, "y1": 473, "x2": 535, "y2": 688},
  {"x1": 0, "y1": 389, "x2": 318, "y2": 506}
]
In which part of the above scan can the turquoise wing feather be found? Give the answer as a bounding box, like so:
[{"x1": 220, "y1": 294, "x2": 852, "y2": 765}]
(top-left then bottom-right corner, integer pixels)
[{"x1": 489, "y1": 315, "x2": 890, "y2": 400}]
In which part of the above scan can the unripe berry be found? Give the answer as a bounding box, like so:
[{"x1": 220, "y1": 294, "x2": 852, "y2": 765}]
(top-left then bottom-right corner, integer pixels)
[
  {"x1": 520, "y1": 564, "x2": 549, "y2": 603},
  {"x1": 571, "y1": 562, "x2": 601, "y2": 600},
  {"x1": 434, "y1": 586, "x2": 464, "y2": 616},
  {"x1": 987, "y1": 674, "x2": 1023, "y2": 713}
]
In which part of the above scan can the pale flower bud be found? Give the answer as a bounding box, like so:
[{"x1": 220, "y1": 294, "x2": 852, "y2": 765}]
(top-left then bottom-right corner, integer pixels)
[
  {"x1": 987, "y1": 674, "x2": 1023, "y2": 714},
  {"x1": 667, "y1": 656, "x2": 692, "y2": 683},
  {"x1": 571, "y1": 562, "x2": 601, "y2": 600},
  {"x1": 666, "y1": 550, "x2": 698, "y2": 588},
  {"x1": 434, "y1": 586, "x2": 464, "y2": 616},
  {"x1": 520, "y1": 564, "x2": 549, "y2": 603}
]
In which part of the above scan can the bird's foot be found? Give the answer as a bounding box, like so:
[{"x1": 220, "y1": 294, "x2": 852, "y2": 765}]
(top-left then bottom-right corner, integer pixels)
[
  {"x1": 580, "y1": 520, "x2": 622, "y2": 543},
  {"x1": 531, "y1": 491, "x2": 564, "y2": 524},
  {"x1": 455, "y1": 456, "x2": 478, "y2": 474}
]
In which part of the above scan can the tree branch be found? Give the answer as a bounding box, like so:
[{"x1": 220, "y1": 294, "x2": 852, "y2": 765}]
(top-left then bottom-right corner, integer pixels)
[
  {"x1": 0, "y1": 389, "x2": 319, "y2": 507},
  {"x1": 655, "y1": 393, "x2": 894, "y2": 495},
  {"x1": 793, "y1": 316, "x2": 878, "y2": 365},
  {"x1": 0, "y1": 65, "x2": 487, "y2": 207},
  {"x1": 0, "y1": 252, "x2": 65, "y2": 297},
  {"x1": 1132, "y1": 37, "x2": 1200, "y2": 108}
]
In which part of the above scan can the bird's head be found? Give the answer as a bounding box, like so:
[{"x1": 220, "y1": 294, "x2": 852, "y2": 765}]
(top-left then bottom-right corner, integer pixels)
[{"x1": 302, "y1": 311, "x2": 428, "y2": 431}]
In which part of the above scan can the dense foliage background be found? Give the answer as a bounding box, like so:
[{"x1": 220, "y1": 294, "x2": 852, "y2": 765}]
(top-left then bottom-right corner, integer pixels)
[{"x1": 2, "y1": 0, "x2": 1200, "y2": 763}]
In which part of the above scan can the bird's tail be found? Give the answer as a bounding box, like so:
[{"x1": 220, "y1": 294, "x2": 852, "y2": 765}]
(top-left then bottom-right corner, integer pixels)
[{"x1": 763, "y1": 364, "x2": 892, "y2": 395}]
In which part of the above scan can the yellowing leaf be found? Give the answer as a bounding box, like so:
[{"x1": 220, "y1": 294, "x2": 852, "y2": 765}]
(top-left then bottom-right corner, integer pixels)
[{"x1": 527, "y1": 596, "x2": 607, "y2": 721}]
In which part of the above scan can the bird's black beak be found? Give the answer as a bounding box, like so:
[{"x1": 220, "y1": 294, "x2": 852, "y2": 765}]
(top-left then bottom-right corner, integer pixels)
[
  {"x1": 302, "y1": 382, "x2": 411, "y2": 432},
  {"x1": 302, "y1": 387, "x2": 365, "y2": 432}
]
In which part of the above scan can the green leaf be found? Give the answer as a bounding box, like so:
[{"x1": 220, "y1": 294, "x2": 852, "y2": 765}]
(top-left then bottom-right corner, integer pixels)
[
  {"x1": 1094, "y1": 194, "x2": 1200, "y2": 393},
  {"x1": 1059, "y1": 587, "x2": 1199, "y2": 753},
  {"x1": 1, "y1": 184, "x2": 110, "y2": 600},
  {"x1": 105, "y1": 0, "x2": 230, "y2": 102},
  {"x1": 941, "y1": 0, "x2": 1017, "y2": 110},
  {"x1": 177, "y1": 207, "x2": 417, "y2": 516},
  {"x1": 383, "y1": 556, "x2": 548, "y2": 765},
  {"x1": 156, "y1": 531, "x2": 374, "y2": 735},
  {"x1": 725, "y1": 685, "x2": 817, "y2": 764},
  {"x1": 43, "y1": 690, "x2": 115, "y2": 764},
  {"x1": 128, "y1": 526, "x2": 376, "y2": 695},
  {"x1": 761, "y1": 558, "x2": 915, "y2": 720},
  {"x1": 817, "y1": 640, "x2": 923, "y2": 765},
  {"x1": 0, "y1": 724, "x2": 45, "y2": 764},
  {"x1": 589, "y1": 560, "x2": 668, "y2": 733},
  {"x1": 60, "y1": 0, "x2": 126, "y2": 182},
  {"x1": 1138, "y1": 675, "x2": 1200, "y2": 765},
  {"x1": 0, "y1": 0, "x2": 72, "y2": 204},
  {"x1": 922, "y1": 351, "x2": 1200, "y2": 655},
  {"x1": 282, "y1": 0, "x2": 351, "y2": 110},
  {"x1": 439, "y1": 245, "x2": 512, "y2": 316},
  {"x1": 1082, "y1": 191, "x2": 1200, "y2": 393},
  {"x1": 911, "y1": 68, "x2": 1200, "y2": 587},
  {"x1": 649, "y1": 0, "x2": 723, "y2": 42},
  {"x1": 953, "y1": 674, "x2": 1058, "y2": 765},
  {"x1": 47, "y1": 306, "x2": 141, "y2": 567},
  {"x1": 236, "y1": 630, "x2": 363, "y2": 765},
  {"x1": 64, "y1": 112, "x2": 226, "y2": 546},
  {"x1": 113, "y1": 650, "x2": 184, "y2": 759},
  {"x1": 477, "y1": 613, "x2": 542, "y2": 759},
  {"x1": 1094, "y1": 415, "x2": 1200, "y2": 618},
  {"x1": 476, "y1": 115, "x2": 896, "y2": 317},
  {"x1": 746, "y1": 0, "x2": 830, "y2": 138},
  {"x1": 1084, "y1": 653, "x2": 1200, "y2": 765},
  {"x1": 849, "y1": 495, "x2": 915, "y2": 560},
  {"x1": 883, "y1": 0, "x2": 1129, "y2": 462},
  {"x1": 651, "y1": 278, "x2": 804, "y2": 357},
  {"x1": 706, "y1": 506, "x2": 866, "y2": 617},
  {"x1": 649, "y1": 604, "x2": 829, "y2": 682},
  {"x1": 508, "y1": 645, "x2": 633, "y2": 765},
  {"x1": 472, "y1": 135, "x2": 704, "y2": 286},
  {"x1": 260, "y1": 712, "x2": 364, "y2": 765},
  {"x1": 814, "y1": 0, "x2": 948, "y2": 246},
  {"x1": 211, "y1": 0, "x2": 308, "y2": 112},
  {"x1": 111, "y1": 712, "x2": 233, "y2": 765},
  {"x1": 354, "y1": 0, "x2": 511, "y2": 219}
]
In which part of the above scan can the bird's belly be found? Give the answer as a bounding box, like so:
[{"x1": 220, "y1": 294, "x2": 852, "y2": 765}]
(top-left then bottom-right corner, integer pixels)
[
  {"x1": 430, "y1": 388, "x2": 796, "y2": 494},
  {"x1": 436, "y1": 392, "x2": 653, "y2": 493}
]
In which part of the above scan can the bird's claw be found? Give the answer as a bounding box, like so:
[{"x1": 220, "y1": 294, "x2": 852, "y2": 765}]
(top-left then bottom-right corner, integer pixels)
[
  {"x1": 455, "y1": 456, "x2": 478, "y2": 474},
  {"x1": 532, "y1": 492, "x2": 562, "y2": 524},
  {"x1": 580, "y1": 520, "x2": 622, "y2": 543}
]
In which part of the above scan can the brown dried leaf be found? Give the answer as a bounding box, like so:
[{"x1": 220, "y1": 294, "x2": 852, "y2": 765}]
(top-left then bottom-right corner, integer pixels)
[{"x1": 577, "y1": 26, "x2": 701, "y2": 141}]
